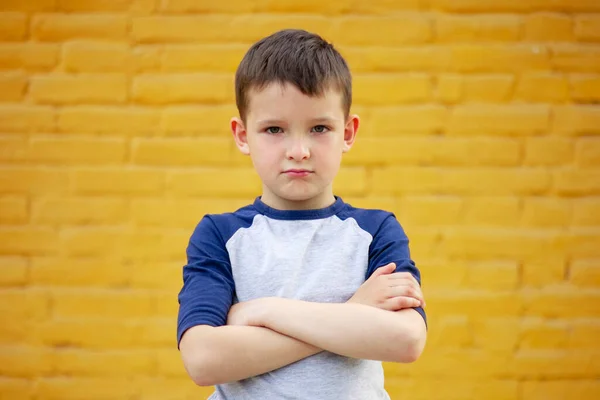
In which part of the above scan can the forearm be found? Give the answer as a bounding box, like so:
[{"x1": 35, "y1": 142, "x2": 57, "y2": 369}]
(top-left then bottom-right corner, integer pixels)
[
  {"x1": 260, "y1": 299, "x2": 426, "y2": 363},
  {"x1": 180, "y1": 324, "x2": 321, "y2": 386}
]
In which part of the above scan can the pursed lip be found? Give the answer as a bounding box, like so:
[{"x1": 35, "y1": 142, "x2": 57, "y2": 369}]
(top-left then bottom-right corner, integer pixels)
[{"x1": 283, "y1": 169, "x2": 313, "y2": 173}]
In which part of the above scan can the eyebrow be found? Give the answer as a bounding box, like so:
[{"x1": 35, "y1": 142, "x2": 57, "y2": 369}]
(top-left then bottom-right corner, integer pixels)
[{"x1": 256, "y1": 117, "x2": 338, "y2": 125}]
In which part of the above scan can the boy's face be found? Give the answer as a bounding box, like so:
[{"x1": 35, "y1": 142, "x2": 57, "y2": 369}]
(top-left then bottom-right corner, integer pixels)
[{"x1": 231, "y1": 82, "x2": 359, "y2": 210}]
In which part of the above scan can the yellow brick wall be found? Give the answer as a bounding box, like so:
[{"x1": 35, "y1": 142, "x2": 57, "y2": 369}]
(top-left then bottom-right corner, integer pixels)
[{"x1": 1, "y1": 0, "x2": 599, "y2": 399}]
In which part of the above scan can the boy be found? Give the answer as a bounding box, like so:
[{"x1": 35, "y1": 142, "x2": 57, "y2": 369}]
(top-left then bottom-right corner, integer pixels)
[{"x1": 177, "y1": 29, "x2": 427, "y2": 399}]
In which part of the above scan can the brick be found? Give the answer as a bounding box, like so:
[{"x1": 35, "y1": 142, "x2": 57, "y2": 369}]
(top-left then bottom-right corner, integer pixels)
[
  {"x1": 524, "y1": 137, "x2": 573, "y2": 166},
  {"x1": 443, "y1": 168, "x2": 550, "y2": 195},
  {"x1": 0, "y1": 12, "x2": 27, "y2": 41},
  {"x1": 30, "y1": 257, "x2": 127, "y2": 287},
  {"x1": 432, "y1": 137, "x2": 520, "y2": 166},
  {"x1": 435, "y1": 14, "x2": 520, "y2": 42},
  {"x1": 53, "y1": 349, "x2": 154, "y2": 376},
  {"x1": 131, "y1": 198, "x2": 249, "y2": 228},
  {"x1": 73, "y1": 168, "x2": 164, "y2": 195},
  {"x1": 35, "y1": 378, "x2": 136, "y2": 400},
  {"x1": 60, "y1": 228, "x2": 124, "y2": 257},
  {"x1": 136, "y1": 377, "x2": 213, "y2": 400},
  {"x1": 0, "y1": 196, "x2": 28, "y2": 224},
  {"x1": 466, "y1": 261, "x2": 519, "y2": 290},
  {"x1": 0, "y1": 106, "x2": 55, "y2": 132},
  {"x1": 570, "y1": 321, "x2": 600, "y2": 348},
  {"x1": 353, "y1": 74, "x2": 431, "y2": 105},
  {"x1": 524, "y1": 290, "x2": 599, "y2": 317},
  {"x1": 426, "y1": 291, "x2": 520, "y2": 318},
  {"x1": 0, "y1": 346, "x2": 53, "y2": 377},
  {"x1": 441, "y1": 229, "x2": 563, "y2": 260},
  {"x1": 519, "y1": 320, "x2": 569, "y2": 349},
  {"x1": 436, "y1": 0, "x2": 600, "y2": 12},
  {"x1": 29, "y1": 137, "x2": 127, "y2": 165},
  {"x1": 448, "y1": 105, "x2": 549, "y2": 136},
  {"x1": 32, "y1": 13, "x2": 128, "y2": 41},
  {"x1": 0, "y1": 43, "x2": 58, "y2": 71},
  {"x1": 132, "y1": 15, "x2": 329, "y2": 44},
  {"x1": 133, "y1": 73, "x2": 233, "y2": 104},
  {"x1": 398, "y1": 196, "x2": 462, "y2": 227},
  {"x1": 63, "y1": 42, "x2": 128, "y2": 73},
  {"x1": 0, "y1": 289, "x2": 50, "y2": 321},
  {"x1": 154, "y1": 290, "x2": 178, "y2": 318},
  {"x1": 52, "y1": 289, "x2": 154, "y2": 318},
  {"x1": 155, "y1": 348, "x2": 186, "y2": 376},
  {"x1": 466, "y1": 318, "x2": 520, "y2": 351},
  {"x1": 58, "y1": 106, "x2": 160, "y2": 135},
  {"x1": 32, "y1": 197, "x2": 128, "y2": 225},
  {"x1": 0, "y1": 0, "x2": 56, "y2": 11},
  {"x1": 573, "y1": 198, "x2": 600, "y2": 226},
  {"x1": 0, "y1": 168, "x2": 69, "y2": 195},
  {"x1": 36, "y1": 319, "x2": 136, "y2": 349},
  {"x1": 330, "y1": 16, "x2": 431, "y2": 46},
  {"x1": 552, "y1": 44, "x2": 600, "y2": 73},
  {"x1": 555, "y1": 169, "x2": 600, "y2": 195},
  {"x1": 57, "y1": 0, "x2": 155, "y2": 12},
  {"x1": 386, "y1": 378, "x2": 518, "y2": 400},
  {"x1": 462, "y1": 74, "x2": 513, "y2": 102},
  {"x1": 510, "y1": 350, "x2": 594, "y2": 379},
  {"x1": 332, "y1": 167, "x2": 367, "y2": 197},
  {"x1": 575, "y1": 15, "x2": 600, "y2": 41},
  {"x1": 160, "y1": 0, "x2": 256, "y2": 12},
  {"x1": 522, "y1": 259, "x2": 566, "y2": 287},
  {"x1": 0, "y1": 71, "x2": 26, "y2": 101},
  {"x1": 0, "y1": 136, "x2": 27, "y2": 162},
  {"x1": 515, "y1": 74, "x2": 569, "y2": 102},
  {"x1": 426, "y1": 316, "x2": 472, "y2": 348},
  {"x1": 522, "y1": 197, "x2": 571, "y2": 228},
  {"x1": 436, "y1": 74, "x2": 462, "y2": 103},
  {"x1": 522, "y1": 381, "x2": 600, "y2": 400},
  {"x1": 370, "y1": 105, "x2": 448, "y2": 135},
  {"x1": 0, "y1": 256, "x2": 27, "y2": 286},
  {"x1": 462, "y1": 197, "x2": 520, "y2": 226},
  {"x1": 343, "y1": 138, "x2": 432, "y2": 166},
  {"x1": 570, "y1": 259, "x2": 600, "y2": 287},
  {"x1": 0, "y1": 378, "x2": 32, "y2": 399},
  {"x1": 168, "y1": 168, "x2": 261, "y2": 197},
  {"x1": 524, "y1": 13, "x2": 574, "y2": 41},
  {"x1": 0, "y1": 227, "x2": 59, "y2": 255},
  {"x1": 133, "y1": 138, "x2": 231, "y2": 166},
  {"x1": 447, "y1": 45, "x2": 550, "y2": 73},
  {"x1": 555, "y1": 105, "x2": 600, "y2": 135},
  {"x1": 566, "y1": 230, "x2": 600, "y2": 257},
  {"x1": 372, "y1": 167, "x2": 443, "y2": 195},
  {"x1": 417, "y1": 258, "x2": 465, "y2": 288},
  {"x1": 342, "y1": 45, "x2": 451, "y2": 73},
  {"x1": 570, "y1": 74, "x2": 600, "y2": 102},
  {"x1": 161, "y1": 44, "x2": 246, "y2": 72},
  {"x1": 127, "y1": 261, "x2": 181, "y2": 290},
  {"x1": 30, "y1": 74, "x2": 127, "y2": 105},
  {"x1": 576, "y1": 138, "x2": 600, "y2": 167},
  {"x1": 161, "y1": 105, "x2": 236, "y2": 135},
  {"x1": 136, "y1": 318, "x2": 173, "y2": 347}
]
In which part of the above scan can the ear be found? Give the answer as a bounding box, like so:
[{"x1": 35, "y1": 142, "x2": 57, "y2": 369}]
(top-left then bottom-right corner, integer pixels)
[
  {"x1": 231, "y1": 117, "x2": 250, "y2": 155},
  {"x1": 342, "y1": 114, "x2": 360, "y2": 153}
]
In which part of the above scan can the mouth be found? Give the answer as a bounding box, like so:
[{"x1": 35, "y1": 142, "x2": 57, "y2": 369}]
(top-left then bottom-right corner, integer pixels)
[{"x1": 283, "y1": 169, "x2": 313, "y2": 177}]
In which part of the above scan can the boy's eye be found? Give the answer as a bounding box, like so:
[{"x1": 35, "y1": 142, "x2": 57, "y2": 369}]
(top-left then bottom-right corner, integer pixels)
[
  {"x1": 266, "y1": 127, "x2": 282, "y2": 134},
  {"x1": 312, "y1": 125, "x2": 329, "y2": 133}
]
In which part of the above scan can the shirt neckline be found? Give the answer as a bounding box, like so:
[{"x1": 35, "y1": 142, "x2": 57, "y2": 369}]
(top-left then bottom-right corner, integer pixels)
[{"x1": 253, "y1": 196, "x2": 346, "y2": 220}]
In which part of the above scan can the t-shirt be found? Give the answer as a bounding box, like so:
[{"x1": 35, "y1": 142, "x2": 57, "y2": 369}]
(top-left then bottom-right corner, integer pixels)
[{"x1": 177, "y1": 196, "x2": 426, "y2": 400}]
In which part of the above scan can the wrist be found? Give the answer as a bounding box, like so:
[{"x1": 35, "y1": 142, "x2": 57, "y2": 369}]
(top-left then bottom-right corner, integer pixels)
[{"x1": 257, "y1": 297, "x2": 286, "y2": 328}]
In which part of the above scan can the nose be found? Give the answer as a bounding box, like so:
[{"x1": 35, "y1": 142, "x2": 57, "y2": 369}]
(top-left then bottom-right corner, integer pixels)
[{"x1": 286, "y1": 135, "x2": 310, "y2": 161}]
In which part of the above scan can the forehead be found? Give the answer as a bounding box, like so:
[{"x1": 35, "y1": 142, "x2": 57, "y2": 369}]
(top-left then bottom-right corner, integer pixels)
[{"x1": 246, "y1": 82, "x2": 345, "y2": 122}]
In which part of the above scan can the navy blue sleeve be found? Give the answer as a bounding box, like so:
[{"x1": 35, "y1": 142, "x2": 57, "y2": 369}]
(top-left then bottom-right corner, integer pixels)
[
  {"x1": 177, "y1": 215, "x2": 235, "y2": 348},
  {"x1": 366, "y1": 214, "x2": 427, "y2": 327}
]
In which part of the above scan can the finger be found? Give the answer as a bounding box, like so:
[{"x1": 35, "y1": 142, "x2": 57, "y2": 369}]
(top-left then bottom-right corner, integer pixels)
[
  {"x1": 388, "y1": 272, "x2": 421, "y2": 287},
  {"x1": 387, "y1": 284, "x2": 425, "y2": 306},
  {"x1": 384, "y1": 296, "x2": 421, "y2": 311},
  {"x1": 371, "y1": 262, "x2": 396, "y2": 278}
]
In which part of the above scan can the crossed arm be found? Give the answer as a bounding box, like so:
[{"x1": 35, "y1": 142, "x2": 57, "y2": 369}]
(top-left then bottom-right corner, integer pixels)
[{"x1": 180, "y1": 264, "x2": 427, "y2": 387}]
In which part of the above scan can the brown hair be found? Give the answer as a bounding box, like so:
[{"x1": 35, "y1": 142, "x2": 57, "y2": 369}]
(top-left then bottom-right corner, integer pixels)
[{"x1": 235, "y1": 29, "x2": 352, "y2": 122}]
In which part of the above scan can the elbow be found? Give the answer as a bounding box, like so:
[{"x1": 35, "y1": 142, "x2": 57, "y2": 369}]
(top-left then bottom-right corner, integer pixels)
[
  {"x1": 393, "y1": 324, "x2": 427, "y2": 363},
  {"x1": 184, "y1": 352, "x2": 218, "y2": 387}
]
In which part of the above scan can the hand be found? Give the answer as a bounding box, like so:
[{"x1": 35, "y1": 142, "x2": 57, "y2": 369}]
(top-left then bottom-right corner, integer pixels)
[
  {"x1": 348, "y1": 263, "x2": 425, "y2": 311},
  {"x1": 226, "y1": 298, "x2": 273, "y2": 327}
]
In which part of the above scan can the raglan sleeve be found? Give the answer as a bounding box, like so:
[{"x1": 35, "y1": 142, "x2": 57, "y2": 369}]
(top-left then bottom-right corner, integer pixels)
[
  {"x1": 177, "y1": 215, "x2": 235, "y2": 348},
  {"x1": 366, "y1": 214, "x2": 427, "y2": 327}
]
